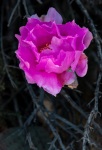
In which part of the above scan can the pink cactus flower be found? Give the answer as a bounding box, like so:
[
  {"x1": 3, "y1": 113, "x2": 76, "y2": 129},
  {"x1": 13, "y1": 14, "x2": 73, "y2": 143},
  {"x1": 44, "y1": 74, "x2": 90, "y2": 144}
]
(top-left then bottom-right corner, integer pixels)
[{"x1": 15, "y1": 7, "x2": 93, "y2": 96}]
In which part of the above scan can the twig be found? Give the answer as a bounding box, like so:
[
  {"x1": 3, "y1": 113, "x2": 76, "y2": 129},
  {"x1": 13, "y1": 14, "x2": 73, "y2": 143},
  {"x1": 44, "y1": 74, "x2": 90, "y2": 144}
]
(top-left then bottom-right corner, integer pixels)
[
  {"x1": 24, "y1": 108, "x2": 38, "y2": 127},
  {"x1": 26, "y1": 133, "x2": 37, "y2": 150},
  {"x1": 13, "y1": 98, "x2": 23, "y2": 127},
  {"x1": 36, "y1": 0, "x2": 43, "y2": 4},
  {"x1": 8, "y1": 0, "x2": 21, "y2": 27},
  {"x1": 54, "y1": 114, "x2": 83, "y2": 135},
  {"x1": 66, "y1": 141, "x2": 75, "y2": 150},
  {"x1": 1, "y1": 4, "x2": 17, "y2": 88},
  {"x1": 0, "y1": 84, "x2": 25, "y2": 110},
  {"x1": 61, "y1": 90, "x2": 87, "y2": 118},
  {"x1": 75, "y1": 0, "x2": 102, "y2": 149},
  {"x1": 56, "y1": 122, "x2": 78, "y2": 139},
  {"x1": 22, "y1": 0, "x2": 30, "y2": 17},
  {"x1": 61, "y1": 90, "x2": 102, "y2": 135},
  {"x1": 48, "y1": 137, "x2": 57, "y2": 150},
  {"x1": 27, "y1": 84, "x2": 66, "y2": 150}
]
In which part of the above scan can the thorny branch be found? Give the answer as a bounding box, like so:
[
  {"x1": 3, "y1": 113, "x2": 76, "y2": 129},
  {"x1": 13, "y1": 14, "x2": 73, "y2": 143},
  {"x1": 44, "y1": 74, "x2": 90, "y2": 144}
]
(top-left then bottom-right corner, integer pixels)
[
  {"x1": 61, "y1": 90, "x2": 102, "y2": 135},
  {"x1": 76, "y1": 0, "x2": 102, "y2": 150},
  {"x1": 1, "y1": 3, "x2": 17, "y2": 88},
  {"x1": 24, "y1": 83, "x2": 102, "y2": 149},
  {"x1": 27, "y1": 84, "x2": 66, "y2": 150}
]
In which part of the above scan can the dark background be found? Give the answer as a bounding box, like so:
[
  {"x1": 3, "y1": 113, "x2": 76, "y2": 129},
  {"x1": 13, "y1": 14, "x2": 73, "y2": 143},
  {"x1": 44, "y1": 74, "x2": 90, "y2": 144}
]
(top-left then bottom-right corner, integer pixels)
[{"x1": 0, "y1": 0, "x2": 102, "y2": 150}]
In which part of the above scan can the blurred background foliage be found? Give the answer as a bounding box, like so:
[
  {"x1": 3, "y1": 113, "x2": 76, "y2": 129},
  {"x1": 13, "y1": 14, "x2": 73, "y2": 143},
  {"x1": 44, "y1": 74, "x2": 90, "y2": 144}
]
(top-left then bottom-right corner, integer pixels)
[{"x1": 0, "y1": 0, "x2": 102, "y2": 150}]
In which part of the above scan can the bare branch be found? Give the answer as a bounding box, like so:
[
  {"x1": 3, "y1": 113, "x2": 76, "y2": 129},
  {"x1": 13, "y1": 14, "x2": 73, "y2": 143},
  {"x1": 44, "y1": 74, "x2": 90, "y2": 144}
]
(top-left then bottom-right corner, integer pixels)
[
  {"x1": 75, "y1": 0, "x2": 102, "y2": 149},
  {"x1": 8, "y1": 0, "x2": 21, "y2": 27}
]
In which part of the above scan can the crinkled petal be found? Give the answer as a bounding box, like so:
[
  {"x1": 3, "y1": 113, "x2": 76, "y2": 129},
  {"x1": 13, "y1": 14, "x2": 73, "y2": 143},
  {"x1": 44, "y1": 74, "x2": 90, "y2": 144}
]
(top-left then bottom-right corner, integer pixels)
[
  {"x1": 60, "y1": 70, "x2": 76, "y2": 85},
  {"x1": 31, "y1": 24, "x2": 58, "y2": 48},
  {"x1": 15, "y1": 43, "x2": 37, "y2": 69},
  {"x1": 58, "y1": 21, "x2": 93, "y2": 51},
  {"x1": 75, "y1": 53, "x2": 88, "y2": 77},
  {"x1": 30, "y1": 14, "x2": 40, "y2": 20},
  {"x1": 71, "y1": 51, "x2": 82, "y2": 71},
  {"x1": 19, "y1": 26, "x2": 28, "y2": 40},
  {"x1": 30, "y1": 7, "x2": 63, "y2": 24},
  {"x1": 26, "y1": 18, "x2": 42, "y2": 31},
  {"x1": 36, "y1": 36, "x2": 75, "y2": 73},
  {"x1": 18, "y1": 54, "x2": 62, "y2": 96},
  {"x1": 22, "y1": 40, "x2": 40, "y2": 61},
  {"x1": 38, "y1": 36, "x2": 74, "y2": 62},
  {"x1": 44, "y1": 7, "x2": 63, "y2": 24},
  {"x1": 26, "y1": 18, "x2": 53, "y2": 31},
  {"x1": 50, "y1": 36, "x2": 74, "y2": 52},
  {"x1": 41, "y1": 22, "x2": 59, "y2": 35},
  {"x1": 83, "y1": 28, "x2": 93, "y2": 49},
  {"x1": 25, "y1": 70, "x2": 62, "y2": 96},
  {"x1": 44, "y1": 50, "x2": 74, "y2": 73}
]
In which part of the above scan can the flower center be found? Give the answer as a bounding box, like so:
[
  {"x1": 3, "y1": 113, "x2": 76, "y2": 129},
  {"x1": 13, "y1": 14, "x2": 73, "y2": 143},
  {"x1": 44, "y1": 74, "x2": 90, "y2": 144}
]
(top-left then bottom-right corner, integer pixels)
[{"x1": 39, "y1": 43, "x2": 52, "y2": 52}]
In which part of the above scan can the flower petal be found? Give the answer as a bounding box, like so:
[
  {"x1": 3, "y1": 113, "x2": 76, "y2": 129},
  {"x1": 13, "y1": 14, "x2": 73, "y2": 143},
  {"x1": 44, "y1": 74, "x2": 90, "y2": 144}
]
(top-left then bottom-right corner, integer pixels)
[
  {"x1": 44, "y1": 7, "x2": 63, "y2": 24},
  {"x1": 71, "y1": 51, "x2": 82, "y2": 71},
  {"x1": 30, "y1": 14, "x2": 40, "y2": 20},
  {"x1": 25, "y1": 70, "x2": 62, "y2": 96},
  {"x1": 45, "y1": 50, "x2": 75, "y2": 73},
  {"x1": 15, "y1": 42, "x2": 37, "y2": 69},
  {"x1": 58, "y1": 21, "x2": 93, "y2": 51},
  {"x1": 60, "y1": 70, "x2": 76, "y2": 85},
  {"x1": 75, "y1": 53, "x2": 88, "y2": 77},
  {"x1": 83, "y1": 28, "x2": 93, "y2": 49},
  {"x1": 31, "y1": 23, "x2": 58, "y2": 48}
]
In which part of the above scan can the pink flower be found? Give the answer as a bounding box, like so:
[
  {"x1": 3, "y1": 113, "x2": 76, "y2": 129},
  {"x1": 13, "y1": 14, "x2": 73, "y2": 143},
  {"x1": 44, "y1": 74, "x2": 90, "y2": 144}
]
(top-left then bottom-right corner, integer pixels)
[{"x1": 15, "y1": 7, "x2": 93, "y2": 96}]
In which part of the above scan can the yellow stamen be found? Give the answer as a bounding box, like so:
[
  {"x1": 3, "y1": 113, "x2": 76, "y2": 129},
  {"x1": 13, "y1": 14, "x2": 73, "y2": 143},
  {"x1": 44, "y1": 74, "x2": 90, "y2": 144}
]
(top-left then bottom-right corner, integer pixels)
[{"x1": 39, "y1": 43, "x2": 51, "y2": 52}]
